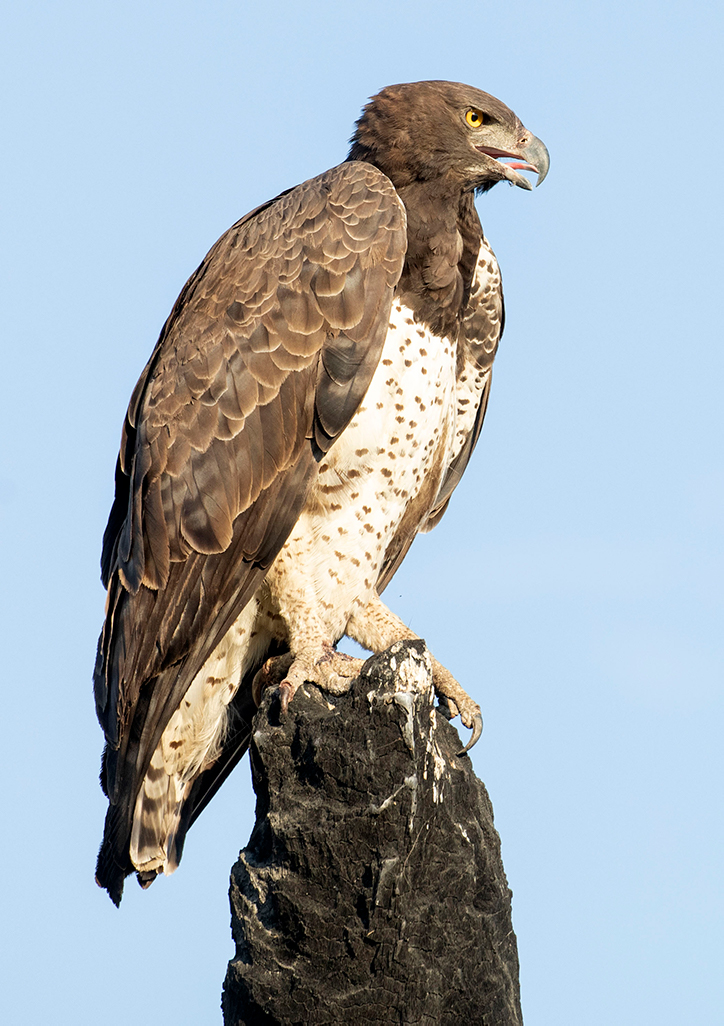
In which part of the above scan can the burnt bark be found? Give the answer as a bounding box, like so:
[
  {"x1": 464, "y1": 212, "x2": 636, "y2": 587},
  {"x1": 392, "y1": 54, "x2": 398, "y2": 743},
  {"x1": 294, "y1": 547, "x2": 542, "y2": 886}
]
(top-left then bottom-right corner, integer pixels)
[{"x1": 223, "y1": 640, "x2": 522, "y2": 1025}]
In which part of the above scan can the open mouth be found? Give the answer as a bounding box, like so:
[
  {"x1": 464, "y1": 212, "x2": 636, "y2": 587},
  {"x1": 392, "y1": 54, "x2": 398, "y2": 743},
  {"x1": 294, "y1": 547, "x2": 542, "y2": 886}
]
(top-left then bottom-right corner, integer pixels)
[
  {"x1": 476, "y1": 145, "x2": 541, "y2": 177},
  {"x1": 473, "y1": 143, "x2": 546, "y2": 191}
]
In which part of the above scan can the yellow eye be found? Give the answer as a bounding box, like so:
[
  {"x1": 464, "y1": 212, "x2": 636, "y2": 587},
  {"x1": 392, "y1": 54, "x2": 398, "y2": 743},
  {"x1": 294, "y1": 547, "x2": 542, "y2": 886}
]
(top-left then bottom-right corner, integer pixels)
[{"x1": 465, "y1": 108, "x2": 485, "y2": 128}]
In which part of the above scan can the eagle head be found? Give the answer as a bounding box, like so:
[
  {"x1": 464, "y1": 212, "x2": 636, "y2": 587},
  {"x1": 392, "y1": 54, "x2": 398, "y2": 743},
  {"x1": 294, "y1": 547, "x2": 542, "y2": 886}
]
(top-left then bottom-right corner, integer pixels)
[{"x1": 347, "y1": 80, "x2": 549, "y2": 194}]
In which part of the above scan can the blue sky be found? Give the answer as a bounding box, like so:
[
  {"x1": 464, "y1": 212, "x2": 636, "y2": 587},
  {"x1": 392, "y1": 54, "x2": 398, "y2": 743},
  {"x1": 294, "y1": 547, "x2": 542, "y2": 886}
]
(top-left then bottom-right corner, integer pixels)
[{"x1": 1, "y1": 2, "x2": 722, "y2": 1023}]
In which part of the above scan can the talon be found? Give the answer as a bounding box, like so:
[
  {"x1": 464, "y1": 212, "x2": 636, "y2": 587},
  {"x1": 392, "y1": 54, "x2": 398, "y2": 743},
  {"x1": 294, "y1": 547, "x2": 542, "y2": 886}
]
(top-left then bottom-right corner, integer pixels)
[
  {"x1": 457, "y1": 711, "x2": 483, "y2": 756},
  {"x1": 278, "y1": 680, "x2": 296, "y2": 715},
  {"x1": 252, "y1": 653, "x2": 294, "y2": 706}
]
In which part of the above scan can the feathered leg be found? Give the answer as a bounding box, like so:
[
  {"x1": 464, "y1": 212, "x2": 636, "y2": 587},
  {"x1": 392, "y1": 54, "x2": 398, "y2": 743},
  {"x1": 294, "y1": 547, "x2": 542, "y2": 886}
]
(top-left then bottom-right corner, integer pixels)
[{"x1": 257, "y1": 552, "x2": 364, "y2": 710}]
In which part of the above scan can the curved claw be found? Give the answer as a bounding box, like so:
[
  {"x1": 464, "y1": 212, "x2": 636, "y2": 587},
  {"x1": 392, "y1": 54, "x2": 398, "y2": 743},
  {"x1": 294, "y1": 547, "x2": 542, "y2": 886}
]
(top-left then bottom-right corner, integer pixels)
[
  {"x1": 278, "y1": 680, "x2": 296, "y2": 716},
  {"x1": 252, "y1": 653, "x2": 294, "y2": 706},
  {"x1": 457, "y1": 711, "x2": 483, "y2": 756}
]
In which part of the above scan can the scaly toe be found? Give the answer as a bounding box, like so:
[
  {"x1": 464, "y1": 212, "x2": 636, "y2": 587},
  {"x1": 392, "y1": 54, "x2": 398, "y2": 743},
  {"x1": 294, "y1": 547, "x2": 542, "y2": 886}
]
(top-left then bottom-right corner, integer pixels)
[
  {"x1": 307, "y1": 645, "x2": 363, "y2": 694},
  {"x1": 266, "y1": 645, "x2": 365, "y2": 715},
  {"x1": 436, "y1": 695, "x2": 461, "y2": 721},
  {"x1": 430, "y1": 658, "x2": 483, "y2": 754}
]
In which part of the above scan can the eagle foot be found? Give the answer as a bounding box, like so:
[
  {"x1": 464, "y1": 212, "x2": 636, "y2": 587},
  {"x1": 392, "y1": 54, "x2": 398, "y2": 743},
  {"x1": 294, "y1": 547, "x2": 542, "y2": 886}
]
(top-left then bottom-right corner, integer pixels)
[
  {"x1": 253, "y1": 644, "x2": 364, "y2": 713},
  {"x1": 431, "y1": 663, "x2": 483, "y2": 754}
]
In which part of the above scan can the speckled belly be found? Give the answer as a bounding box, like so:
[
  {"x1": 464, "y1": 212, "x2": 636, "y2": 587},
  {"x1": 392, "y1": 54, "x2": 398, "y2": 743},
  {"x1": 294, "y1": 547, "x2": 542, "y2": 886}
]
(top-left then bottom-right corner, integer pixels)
[{"x1": 275, "y1": 300, "x2": 458, "y2": 639}]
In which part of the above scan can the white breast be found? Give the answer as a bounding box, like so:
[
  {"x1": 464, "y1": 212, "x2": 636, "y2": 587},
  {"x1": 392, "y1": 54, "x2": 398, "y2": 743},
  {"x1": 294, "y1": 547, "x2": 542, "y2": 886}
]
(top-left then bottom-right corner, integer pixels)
[{"x1": 281, "y1": 299, "x2": 459, "y2": 638}]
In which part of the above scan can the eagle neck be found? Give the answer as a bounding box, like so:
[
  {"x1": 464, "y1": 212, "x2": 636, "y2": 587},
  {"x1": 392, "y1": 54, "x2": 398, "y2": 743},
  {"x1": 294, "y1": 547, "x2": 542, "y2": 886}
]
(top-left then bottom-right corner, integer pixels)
[{"x1": 395, "y1": 181, "x2": 483, "y2": 341}]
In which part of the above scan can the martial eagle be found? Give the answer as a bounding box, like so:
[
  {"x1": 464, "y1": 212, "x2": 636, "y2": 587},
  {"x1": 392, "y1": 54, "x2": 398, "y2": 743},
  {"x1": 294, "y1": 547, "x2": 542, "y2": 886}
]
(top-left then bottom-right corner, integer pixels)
[{"x1": 94, "y1": 80, "x2": 548, "y2": 905}]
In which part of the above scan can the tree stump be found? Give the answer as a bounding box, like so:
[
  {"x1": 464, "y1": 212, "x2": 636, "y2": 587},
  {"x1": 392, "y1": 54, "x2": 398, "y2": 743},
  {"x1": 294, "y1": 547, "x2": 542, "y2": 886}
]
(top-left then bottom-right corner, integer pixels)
[{"x1": 223, "y1": 640, "x2": 522, "y2": 1025}]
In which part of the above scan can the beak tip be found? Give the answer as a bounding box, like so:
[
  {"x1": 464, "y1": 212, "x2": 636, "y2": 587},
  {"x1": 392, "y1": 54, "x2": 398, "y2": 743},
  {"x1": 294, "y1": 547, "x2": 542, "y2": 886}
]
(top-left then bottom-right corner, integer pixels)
[
  {"x1": 535, "y1": 162, "x2": 550, "y2": 188},
  {"x1": 518, "y1": 130, "x2": 550, "y2": 189}
]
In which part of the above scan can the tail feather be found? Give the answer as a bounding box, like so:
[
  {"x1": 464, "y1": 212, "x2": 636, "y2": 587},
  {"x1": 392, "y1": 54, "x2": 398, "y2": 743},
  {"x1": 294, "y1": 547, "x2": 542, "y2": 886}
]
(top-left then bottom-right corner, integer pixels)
[
  {"x1": 95, "y1": 794, "x2": 135, "y2": 906},
  {"x1": 95, "y1": 645, "x2": 280, "y2": 904}
]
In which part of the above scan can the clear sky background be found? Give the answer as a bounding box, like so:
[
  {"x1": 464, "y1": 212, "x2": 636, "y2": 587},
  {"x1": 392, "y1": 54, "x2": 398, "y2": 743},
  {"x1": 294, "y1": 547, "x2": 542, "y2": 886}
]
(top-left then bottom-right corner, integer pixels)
[{"x1": 1, "y1": 2, "x2": 722, "y2": 1023}]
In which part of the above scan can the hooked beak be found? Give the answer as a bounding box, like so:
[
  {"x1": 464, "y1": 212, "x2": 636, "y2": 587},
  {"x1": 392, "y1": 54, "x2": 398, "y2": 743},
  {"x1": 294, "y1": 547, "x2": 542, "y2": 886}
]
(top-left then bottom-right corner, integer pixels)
[{"x1": 476, "y1": 132, "x2": 550, "y2": 190}]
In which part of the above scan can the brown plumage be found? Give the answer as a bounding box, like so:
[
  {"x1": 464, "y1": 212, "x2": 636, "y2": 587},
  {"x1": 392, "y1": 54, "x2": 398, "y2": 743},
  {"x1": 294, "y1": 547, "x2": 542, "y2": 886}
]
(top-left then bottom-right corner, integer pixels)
[{"x1": 94, "y1": 81, "x2": 548, "y2": 905}]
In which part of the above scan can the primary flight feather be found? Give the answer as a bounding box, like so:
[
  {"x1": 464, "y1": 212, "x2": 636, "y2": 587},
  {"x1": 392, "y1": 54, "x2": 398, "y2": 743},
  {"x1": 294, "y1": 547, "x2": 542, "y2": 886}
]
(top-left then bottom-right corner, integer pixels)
[{"x1": 94, "y1": 80, "x2": 548, "y2": 904}]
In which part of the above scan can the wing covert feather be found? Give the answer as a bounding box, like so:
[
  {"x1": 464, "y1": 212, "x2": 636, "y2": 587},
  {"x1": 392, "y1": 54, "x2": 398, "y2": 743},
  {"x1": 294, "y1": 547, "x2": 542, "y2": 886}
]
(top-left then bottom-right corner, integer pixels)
[{"x1": 96, "y1": 161, "x2": 406, "y2": 772}]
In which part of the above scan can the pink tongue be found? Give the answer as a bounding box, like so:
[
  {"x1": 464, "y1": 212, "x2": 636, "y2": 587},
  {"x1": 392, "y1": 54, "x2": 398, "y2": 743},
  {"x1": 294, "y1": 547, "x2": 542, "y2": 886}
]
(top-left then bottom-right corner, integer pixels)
[{"x1": 504, "y1": 160, "x2": 538, "y2": 172}]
